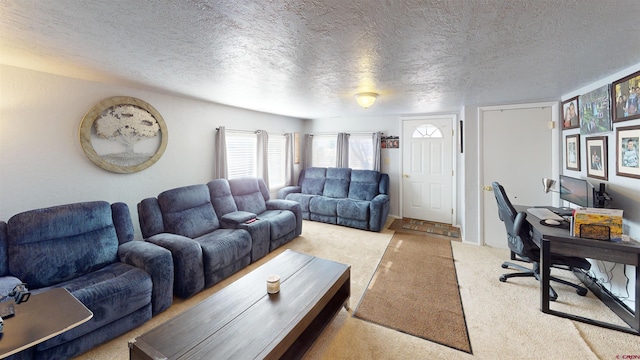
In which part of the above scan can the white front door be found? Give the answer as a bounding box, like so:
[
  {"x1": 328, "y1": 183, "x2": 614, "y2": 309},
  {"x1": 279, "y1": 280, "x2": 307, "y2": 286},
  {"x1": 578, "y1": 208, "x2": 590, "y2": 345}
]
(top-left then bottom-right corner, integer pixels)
[
  {"x1": 402, "y1": 116, "x2": 454, "y2": 224},
  {"x1": 481, "y1": 105, "x2": 555, "y2": 248}
]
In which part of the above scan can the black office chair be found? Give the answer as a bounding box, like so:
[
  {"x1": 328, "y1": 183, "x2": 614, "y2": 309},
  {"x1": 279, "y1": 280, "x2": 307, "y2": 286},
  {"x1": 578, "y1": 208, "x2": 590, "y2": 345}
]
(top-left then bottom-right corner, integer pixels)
[{"x1": 492, "y1": 181, "x2": 591, "y2": 301}]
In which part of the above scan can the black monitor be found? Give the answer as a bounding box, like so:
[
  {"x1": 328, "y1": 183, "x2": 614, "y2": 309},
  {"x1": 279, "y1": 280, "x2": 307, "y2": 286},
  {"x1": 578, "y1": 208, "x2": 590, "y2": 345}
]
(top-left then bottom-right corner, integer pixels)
[{"x1": 559, "y1": 175, "x2": 592, "y2": 207}]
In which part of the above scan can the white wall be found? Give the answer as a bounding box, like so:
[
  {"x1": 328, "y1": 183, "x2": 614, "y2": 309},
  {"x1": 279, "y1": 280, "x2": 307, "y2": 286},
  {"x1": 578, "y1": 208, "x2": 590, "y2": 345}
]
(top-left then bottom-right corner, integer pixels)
[{"x1": 0, "y1": 64, "x2": 305, "y2": 238}]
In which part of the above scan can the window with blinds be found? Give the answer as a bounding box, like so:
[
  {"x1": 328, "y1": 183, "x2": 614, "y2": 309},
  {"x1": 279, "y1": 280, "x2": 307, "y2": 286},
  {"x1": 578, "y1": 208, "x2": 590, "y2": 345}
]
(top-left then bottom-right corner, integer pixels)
[
  {"x1": 268, "y1": 134, "x2": 286, "y2": 188},
  {"x1": 311, "y1": 135, "x2": 337, "y2": 167},
  {"x1": 349, "y1": 134, "x2": 374, "y2": 170},
  {"x1": 226, "y1": 132, "x2": 257, "y2": 179}
]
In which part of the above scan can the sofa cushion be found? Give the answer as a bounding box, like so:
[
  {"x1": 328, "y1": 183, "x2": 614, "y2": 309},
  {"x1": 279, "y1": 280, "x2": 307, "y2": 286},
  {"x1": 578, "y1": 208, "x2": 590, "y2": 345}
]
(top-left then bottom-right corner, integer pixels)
[
  {"x1": 285, "y1": 193, "x2": 314, "y2": 212},
  {"x1": 138, "y1": 198, "x2": 165, "y2": 238},
  {"x1": 337, "y1": 199, "x2": 370, "y2": 221},
  {"x1": 196, "y1": 229, "x2": 252, "y2": 274},
  {"x1": 229, "y1": 178, "x2": 268, "y2": 215},
  {"x1": 300, "y1": 167, "x2": 327, "y2": 195},
  {"x1": 323, "y1": 168, "x2": 351, "y2": 198},
  {"x1": 348, "y1": 170, "x2": 381, "y2": 201},
  {"x1": 208, "y1": 179, "x2": 238, "y2": 218},
  {"x1": 259, "y1": 210, "x2": 296, "y2": 240},
  {"x1": 37, "y1": 262, "x2": 152, "y2": 350},
  {"x1": 309, "y1": 196, "x2": 340, "y2": 216},
  {"x1": 158, "y1": 184, "x2": 220, "y2": 238},
  {"x1": 7, "y1": 201, "x2": 119, "y2": 288}
]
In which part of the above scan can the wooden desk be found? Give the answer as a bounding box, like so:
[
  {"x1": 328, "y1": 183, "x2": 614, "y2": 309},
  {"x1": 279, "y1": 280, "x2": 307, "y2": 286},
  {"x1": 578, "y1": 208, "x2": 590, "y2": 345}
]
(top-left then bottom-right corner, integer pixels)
[
  {"x1": 129, "y1": 250, "x2": 350, "y2": 360},
  {"x1": 516, "y1": 205, "x2": 640, "y2": 335},
  {"x1": 0, "y1": 288, "x2": 93, "y2": 358}
]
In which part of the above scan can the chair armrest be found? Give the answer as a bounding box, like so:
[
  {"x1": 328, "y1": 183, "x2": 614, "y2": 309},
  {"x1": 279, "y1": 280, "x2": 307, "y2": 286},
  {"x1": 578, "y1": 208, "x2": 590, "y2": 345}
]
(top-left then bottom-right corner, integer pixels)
[
  {"x1": 277, "y1": 186, "x2": 301, "y2": 199},
  {"x1": 369, "y1": 194, "x2": 390, "y2": 232},
  {"x1": 118, "y1": 240, "x2": 174, "y2": 315},
  {"x1": 220, "y1": 211, "x2": 257, "y2": 229},
  {"x1": 145, "y1": 233, "x2": 205, "y2": 298},
  {"x1": 266, "y1": 199, "x2": 302, "y2": 236}
]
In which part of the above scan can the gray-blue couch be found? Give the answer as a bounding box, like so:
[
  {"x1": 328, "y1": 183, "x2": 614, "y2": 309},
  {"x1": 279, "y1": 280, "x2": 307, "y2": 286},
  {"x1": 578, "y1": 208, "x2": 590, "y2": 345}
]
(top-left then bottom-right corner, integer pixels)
[
  {"x1": 137, "y1": 177, "x2": 301, "y2": 299},
  {"x1": 277, "y1": 167, "x2": 390, "y2": 232},
  {"x1": 0, "y1": 201, "x2": 173, "y2": 360}
]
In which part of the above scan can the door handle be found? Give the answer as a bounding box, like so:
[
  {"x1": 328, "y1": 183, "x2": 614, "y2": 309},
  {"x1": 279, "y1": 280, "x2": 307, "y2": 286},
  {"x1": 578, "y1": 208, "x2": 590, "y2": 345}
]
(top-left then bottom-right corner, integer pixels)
[
  {"x1": 483, "y1": 186, "x2": 493, "y2": 191},
  {"x1": 403, "y1": 174, "x2": 409, "y2": 178}
]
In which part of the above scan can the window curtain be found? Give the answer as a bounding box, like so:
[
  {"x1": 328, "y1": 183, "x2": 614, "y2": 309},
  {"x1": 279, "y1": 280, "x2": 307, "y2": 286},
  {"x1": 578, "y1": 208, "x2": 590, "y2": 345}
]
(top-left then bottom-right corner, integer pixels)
[
  {"x1": 285, "y1": 132, "x2": 295, "y2": 186},
  {"x1": 372, "y1": 131, "x2": 382, "y2": 171},
  {"x1": 303, "y1": 134, "x2": 313, "y2": 170},
  {"x1": 336, "y1": 132, "x2": 349, "y2": 168},
  {"x1": 257, "y1": 130, "x2": 269, "y2": 188},
  {"x1": 214, "y1": 126, "x2": 228, "y2": 179}
]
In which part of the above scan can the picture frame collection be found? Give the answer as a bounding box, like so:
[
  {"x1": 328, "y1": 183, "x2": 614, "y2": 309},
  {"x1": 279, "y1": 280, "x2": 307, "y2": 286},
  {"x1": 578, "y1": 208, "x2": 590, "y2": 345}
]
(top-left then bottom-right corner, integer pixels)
[{"x1": 562, "y1": 70, "x2": 640, "y2": 180}]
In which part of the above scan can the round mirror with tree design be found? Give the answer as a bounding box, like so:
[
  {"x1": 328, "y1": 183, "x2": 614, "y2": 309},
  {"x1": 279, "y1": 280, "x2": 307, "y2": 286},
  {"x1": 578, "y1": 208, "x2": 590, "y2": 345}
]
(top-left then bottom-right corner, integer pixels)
[{"x1": 79, "y1": 96, "x2": 168, "y2": 173}]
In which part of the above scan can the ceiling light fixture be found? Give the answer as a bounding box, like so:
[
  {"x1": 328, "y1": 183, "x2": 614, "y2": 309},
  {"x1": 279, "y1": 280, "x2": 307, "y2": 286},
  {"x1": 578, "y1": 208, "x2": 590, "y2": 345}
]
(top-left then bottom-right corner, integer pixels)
[{"x1": 355, "y1": 92, "x2": 379, "y2": 109}]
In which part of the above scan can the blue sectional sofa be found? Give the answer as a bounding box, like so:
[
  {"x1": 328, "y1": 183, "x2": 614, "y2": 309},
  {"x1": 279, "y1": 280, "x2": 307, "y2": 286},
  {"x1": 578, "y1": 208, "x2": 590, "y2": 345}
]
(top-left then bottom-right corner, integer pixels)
[
  {"x1": 277, "y1": 167, "x2": 390, "y2": 232},
  {"x1": 138, "y1": 177, "x2": 301, "y2": 299},
  {"x1": 0, "y1": 201, "x2": 173, "y2": 360}
]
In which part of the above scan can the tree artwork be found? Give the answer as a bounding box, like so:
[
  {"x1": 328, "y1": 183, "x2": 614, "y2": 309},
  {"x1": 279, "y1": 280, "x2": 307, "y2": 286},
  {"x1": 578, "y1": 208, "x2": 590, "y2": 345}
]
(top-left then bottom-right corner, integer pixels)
[{"x1": 92, "y1": 104, "x2": 161, "y2": 167}]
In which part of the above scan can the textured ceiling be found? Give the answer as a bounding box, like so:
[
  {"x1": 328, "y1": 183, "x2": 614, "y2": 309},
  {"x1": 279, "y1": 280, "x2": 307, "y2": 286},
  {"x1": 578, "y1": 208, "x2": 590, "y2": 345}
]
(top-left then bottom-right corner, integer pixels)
[{"x1": 1, "y1": 1, "x2": 639, "y2": 119}]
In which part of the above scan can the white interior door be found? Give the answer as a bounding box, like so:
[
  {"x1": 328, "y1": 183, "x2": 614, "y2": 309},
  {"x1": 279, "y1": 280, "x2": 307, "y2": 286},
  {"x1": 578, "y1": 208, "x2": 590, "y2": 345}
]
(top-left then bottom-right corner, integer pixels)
[
  {"x1": 402, "y1": 116, "x2": 453, "y2": 224},
  {"x1": 482, "y1": 105, "x2": 554, "y2": 248}
]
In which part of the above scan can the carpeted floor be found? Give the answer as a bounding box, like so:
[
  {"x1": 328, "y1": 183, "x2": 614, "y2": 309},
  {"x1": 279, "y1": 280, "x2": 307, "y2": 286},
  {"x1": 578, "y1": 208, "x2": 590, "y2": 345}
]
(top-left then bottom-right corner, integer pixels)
[
  {"x1": 388, "y1": 218, "x2": 461, "y2": 240},
  {"x1": 354, "y1": 231, "x2": 471, "y2": 353},
  {"x1": 78, "y1": 218, "x2": 640, "y2": 359}
]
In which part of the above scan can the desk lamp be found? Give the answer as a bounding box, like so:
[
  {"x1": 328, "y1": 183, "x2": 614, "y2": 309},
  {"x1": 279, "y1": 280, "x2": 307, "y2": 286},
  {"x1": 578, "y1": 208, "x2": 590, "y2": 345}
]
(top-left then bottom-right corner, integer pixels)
[{"x1": 542, "y1": 178, "x2": 559, "y2": 193}]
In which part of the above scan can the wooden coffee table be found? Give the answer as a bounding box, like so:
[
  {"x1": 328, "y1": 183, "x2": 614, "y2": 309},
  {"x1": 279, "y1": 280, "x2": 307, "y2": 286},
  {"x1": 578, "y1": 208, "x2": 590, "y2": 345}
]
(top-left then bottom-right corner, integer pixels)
[
  {"x1": 0, "y1": 288, "x2": 93, "y2": 358},
  {"x1": 129, "y1": 249, "x2": 350, "y2": 360}
]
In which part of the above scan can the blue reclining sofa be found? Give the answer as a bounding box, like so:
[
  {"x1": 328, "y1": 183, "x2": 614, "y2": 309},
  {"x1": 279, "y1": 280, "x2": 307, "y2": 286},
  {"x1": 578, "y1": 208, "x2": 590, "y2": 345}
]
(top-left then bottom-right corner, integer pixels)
[
  {"x1": 0, "y1": 201, "x2": 173, "y2": 360},
  {"x1": 138, "y1": 177, "x2": 301, "y2": 299},
  {"x1": 277, "y1": 167, "x2": 390, "y2": 232}
]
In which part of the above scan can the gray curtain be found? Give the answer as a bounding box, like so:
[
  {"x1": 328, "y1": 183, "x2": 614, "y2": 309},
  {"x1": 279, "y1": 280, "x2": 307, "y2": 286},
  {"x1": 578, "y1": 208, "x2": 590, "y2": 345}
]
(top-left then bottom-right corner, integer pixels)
[
  {"x1": 285, "y1": 132, "x2": 295, "y2": 185},
  {"x1": 336, "y1": 132, "x2": 349, "y2": 168},
  {"x1": 373, "y1": 131, "x2": 382, "y2": 171},
  {"x1": 257, "y1": 130, "x2": 269, "y2": 188},
  {"x1": 214, "y1": 126, "x2": 228, "y2": 179},
  {"x1": 303, "y1": 134, "x2": 313, "y2": 169}
]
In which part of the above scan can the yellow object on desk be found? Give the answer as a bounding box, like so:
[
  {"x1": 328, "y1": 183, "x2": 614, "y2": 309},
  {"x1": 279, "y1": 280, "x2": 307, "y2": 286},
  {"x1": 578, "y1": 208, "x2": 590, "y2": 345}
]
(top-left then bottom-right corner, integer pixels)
[{"x1": 573, "y1": 207, "x2": 623, "y2": 241}]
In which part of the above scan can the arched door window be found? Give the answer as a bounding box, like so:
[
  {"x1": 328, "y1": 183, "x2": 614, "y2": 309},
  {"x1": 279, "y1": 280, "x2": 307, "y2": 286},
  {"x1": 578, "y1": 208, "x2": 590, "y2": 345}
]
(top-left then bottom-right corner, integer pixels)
[{"x1": 412, "y1": 124, "x2": 443, "y2": 138}]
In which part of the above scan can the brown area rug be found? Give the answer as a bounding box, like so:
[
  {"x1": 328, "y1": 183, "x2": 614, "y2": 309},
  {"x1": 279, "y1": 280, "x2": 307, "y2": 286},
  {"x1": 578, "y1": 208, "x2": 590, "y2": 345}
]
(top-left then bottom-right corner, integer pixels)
[
  {"x1": 388, "y1": 218, "x2": 461, "y2": 240},
  {"x1": 353, "y1": 231, "x2": 472, "y2": 354}
]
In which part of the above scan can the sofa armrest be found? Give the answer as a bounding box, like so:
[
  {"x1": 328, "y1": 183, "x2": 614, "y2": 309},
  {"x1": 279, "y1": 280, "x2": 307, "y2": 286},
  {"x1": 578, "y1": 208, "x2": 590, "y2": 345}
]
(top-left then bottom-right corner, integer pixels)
[
  {"x1": 369, "y1": 194, "x2": 390, "y2": 232},
  {"x1": 145, "y1": 233, "x2": 205, "y2": 298},
  {"x1": 266, "y1": 199, "x2": 303, "y2": 236},
  {"x1": 118, "y1": 240, "x2": 174, "y2": 315},
  {"x1": 220, "y1": 211, "x2": 257, "y2": 229},
  {"x1": 277, "y1": 186, "x2": 301, "y2": 199}
]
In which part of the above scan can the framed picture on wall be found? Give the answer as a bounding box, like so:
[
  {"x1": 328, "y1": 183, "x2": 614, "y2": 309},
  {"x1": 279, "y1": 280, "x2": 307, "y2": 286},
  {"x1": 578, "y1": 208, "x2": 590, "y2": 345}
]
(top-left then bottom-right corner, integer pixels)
[
  {"x1": 579, "y1": 84, "x2": 612, "y2": 135},
  {"x1": 565, "y1": 134, "x2": 580, "y2": 170},
  {"x1": 562, "y1": 96, "x2": 579, "y2": 129},
  {"x1": 616, "y1": 125, "x2": 640, "y2": 179},
  {"x1": 612, "y1": 70, "x2": 640, "y2": 122},
  {"x1": 585, "y1": 136, "x2": 608, "y2": 180},
  {"x1": 79, "y1": 96, "x2": 168, "y2": 174}
]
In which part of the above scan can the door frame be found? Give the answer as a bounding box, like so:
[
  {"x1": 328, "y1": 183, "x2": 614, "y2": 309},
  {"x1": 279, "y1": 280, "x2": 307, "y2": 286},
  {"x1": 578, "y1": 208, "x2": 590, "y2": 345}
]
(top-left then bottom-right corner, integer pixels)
[
  {"x1": 400, "y1": 114, "x2": 458, "y2": 225},
  {"x1": 477, "y1": 102, "x2": 560, "y2": 246}
]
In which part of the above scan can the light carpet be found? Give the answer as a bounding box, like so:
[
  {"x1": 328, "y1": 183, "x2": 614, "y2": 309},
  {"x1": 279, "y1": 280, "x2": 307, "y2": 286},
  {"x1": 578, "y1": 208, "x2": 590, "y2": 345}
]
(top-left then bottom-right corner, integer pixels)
[{"x1": 78, "y1": 219, "x2": 640, "y2": 359}]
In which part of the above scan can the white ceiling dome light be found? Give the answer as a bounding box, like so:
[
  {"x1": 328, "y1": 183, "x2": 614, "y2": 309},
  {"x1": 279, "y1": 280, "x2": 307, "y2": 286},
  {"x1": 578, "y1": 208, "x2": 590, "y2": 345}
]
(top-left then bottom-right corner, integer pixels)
[{"x1": 355, "y1": 92, "x2": 379, "y2": 109}]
